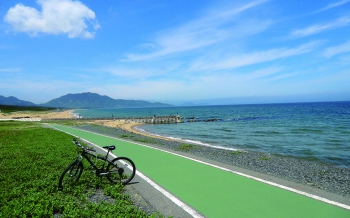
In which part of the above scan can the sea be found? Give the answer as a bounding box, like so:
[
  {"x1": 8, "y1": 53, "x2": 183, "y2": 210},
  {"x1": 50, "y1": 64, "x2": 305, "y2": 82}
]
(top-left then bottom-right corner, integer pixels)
[{"x1": 74, "y1": 101, "x2": 350, "y2": 168}]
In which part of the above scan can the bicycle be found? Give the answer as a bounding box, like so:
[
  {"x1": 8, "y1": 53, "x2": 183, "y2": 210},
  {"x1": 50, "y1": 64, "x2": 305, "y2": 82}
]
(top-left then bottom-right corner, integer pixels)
[{"x1": 58, "y1": 138, "x2": 136, "y2": 190}]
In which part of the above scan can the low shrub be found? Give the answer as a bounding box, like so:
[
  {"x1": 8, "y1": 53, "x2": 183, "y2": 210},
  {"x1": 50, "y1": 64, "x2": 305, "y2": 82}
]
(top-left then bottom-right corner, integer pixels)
[{"x1": 177, "y1": 143, "x2": 196, "y2": 152}]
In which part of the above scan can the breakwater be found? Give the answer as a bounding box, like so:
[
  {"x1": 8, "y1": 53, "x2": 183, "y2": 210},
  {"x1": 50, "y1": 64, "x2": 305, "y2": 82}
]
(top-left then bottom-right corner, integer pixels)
[
  {"x1": 12, "y1": 115, "x2": 223, "y2": 123},
  {"x1": 21, "y1": 115, "x2": 184, "y2": 124},
  {"x1": 185, "y1": 117, "x2": 218, "y2": 122}
]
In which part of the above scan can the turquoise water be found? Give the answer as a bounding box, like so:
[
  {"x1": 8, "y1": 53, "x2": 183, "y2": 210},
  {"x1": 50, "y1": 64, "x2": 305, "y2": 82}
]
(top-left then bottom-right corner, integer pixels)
[{"x1": 75, "y1": 102, "x2": 350, "y2": 167}]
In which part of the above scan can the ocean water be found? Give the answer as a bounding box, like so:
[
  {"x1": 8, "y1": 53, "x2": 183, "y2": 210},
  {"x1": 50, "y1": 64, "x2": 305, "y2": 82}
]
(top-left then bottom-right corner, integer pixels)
[{"x1": 75, "y1": 101, "x2": 350, "y2": 168}]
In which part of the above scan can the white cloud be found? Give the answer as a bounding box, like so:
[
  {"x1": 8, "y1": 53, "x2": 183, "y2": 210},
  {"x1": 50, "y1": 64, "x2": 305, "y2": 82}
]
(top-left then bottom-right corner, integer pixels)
[
  {"x1": 242, "y1": 67, "x2": 284, "y2": 81},
  {"x1": 314, "y1": 0, "x2": 350, "y2": 13},
  {"x1": 87, "y1": 66, "x2": 294, "y2": 101},
  {"x1": 338, "y1": 54, "x2": 350, "y2": 65},
  {"x1": 103, "y1": 67, "x2": 165, "y2": 80},
  {"x1": 190, "y1": 42, "x2": 318, "y2": 71},
  {"x1": 322, "y1": 40, "x2": 350, "y2": 57},
  {"x1": 290, "y1": 16, "x2": 350, "y2": 38},
  {"x1": 0, "y1": 76, "x2": 95, "y2": 103},
  {"x1": 264, "y1": 71, "x2": 300, "y2": 82},
  {"x1": 0, "y1": 68, "x2": 21, "y2": 72},
  {"x1": 4, "y1": 0, "x2": 100, "y2": 39},
  {"x1": 89, "y1": 60, "x2": 183, "y2": 80},
  {"x1": 124, "y1": 0, "x2": 270, "y2": 61}
]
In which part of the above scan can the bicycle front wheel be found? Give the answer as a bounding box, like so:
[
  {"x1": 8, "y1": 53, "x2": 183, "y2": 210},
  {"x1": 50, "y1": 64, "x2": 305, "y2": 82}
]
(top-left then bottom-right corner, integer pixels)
[
  {"x1": 58, "y1": 161, "x2": 83, "y2": 190},
  {"x1": 106, "y1": 157, "x2": 136, "y2": 185}
]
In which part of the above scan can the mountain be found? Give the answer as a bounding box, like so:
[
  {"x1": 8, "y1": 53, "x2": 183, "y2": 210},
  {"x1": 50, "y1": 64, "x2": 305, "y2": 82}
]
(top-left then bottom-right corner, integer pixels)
[
  {"x1": 0, "y1": 95, "x2": 36, "y2": 106},
  {"x1": 41, "y1": 92, "x2": 172, "y2": 109}
]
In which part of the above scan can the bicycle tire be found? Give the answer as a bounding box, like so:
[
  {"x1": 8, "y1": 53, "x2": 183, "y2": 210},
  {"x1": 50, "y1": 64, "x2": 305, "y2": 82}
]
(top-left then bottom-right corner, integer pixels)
[
  {"x1": 106, "y1": 157, "x2": 136, "y2": 185},
  {"x1": 58, "y1": 160, "x2": 83, "y2": 190}
]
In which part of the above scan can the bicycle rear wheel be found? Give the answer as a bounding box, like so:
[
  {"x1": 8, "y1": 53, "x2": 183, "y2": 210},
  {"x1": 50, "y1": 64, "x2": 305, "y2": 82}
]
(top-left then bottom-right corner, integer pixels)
[
  {"x1": 106, "y1": 157, "x2": 136, "y2": 185},
  {"x1": 58, "y1": 161, "x2": 83, "y2": 190}
]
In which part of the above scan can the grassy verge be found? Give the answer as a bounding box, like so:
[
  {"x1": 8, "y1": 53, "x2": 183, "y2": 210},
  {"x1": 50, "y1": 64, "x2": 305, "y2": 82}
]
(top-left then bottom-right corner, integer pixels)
[
  {"x1": 177, "y1": 143, "x2": 197, "y2": 152},
  {"x1": 0, "y1": 121, "x2": 161, "y2": 217}
]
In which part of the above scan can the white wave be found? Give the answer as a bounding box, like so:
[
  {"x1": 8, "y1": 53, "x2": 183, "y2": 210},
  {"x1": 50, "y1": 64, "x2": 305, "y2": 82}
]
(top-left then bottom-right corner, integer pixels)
[
  {"x1": 182, "y1": 139, "x2": 238, "y2": 151},
  {"x1": 134, "y1": 126, "x2": 146, "y2": 132},
  {"x1": 134, "y1": 126, "x2": 239, "y2": 151},
  {"x1": 70, "y1": 110, "x2": 82, "y2": 118}
]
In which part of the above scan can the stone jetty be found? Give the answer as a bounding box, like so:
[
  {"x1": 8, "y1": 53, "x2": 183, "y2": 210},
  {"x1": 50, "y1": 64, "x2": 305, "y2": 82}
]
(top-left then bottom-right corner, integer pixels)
[
  {"x1": 25, "y1": 115, "x2": 184, "y2": 124},
  {"x1": 11, "y1": 115, "x2": 222, "y2": 123}
]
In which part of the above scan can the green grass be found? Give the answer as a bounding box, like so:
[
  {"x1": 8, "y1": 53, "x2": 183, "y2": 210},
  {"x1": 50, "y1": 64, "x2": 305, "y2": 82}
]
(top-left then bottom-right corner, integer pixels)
[
  {"x1": 259, "y1": 156, "x2": 270, "y2": 161},
  {"x1": 0, "y1": 121, "x2": 162, "y2": 217},
  {"x1": 119, "y1": 134, "x2": 134, "y2": 138},
  {"x1": 132, "y1": 138, "x2": 157, "y2": 144},
  {"x1": 231, "y1": 150, "x2": 243, "y2": 155},
  {"x1": 177, "y1": 143, "x2": 196, "y2": 152}
]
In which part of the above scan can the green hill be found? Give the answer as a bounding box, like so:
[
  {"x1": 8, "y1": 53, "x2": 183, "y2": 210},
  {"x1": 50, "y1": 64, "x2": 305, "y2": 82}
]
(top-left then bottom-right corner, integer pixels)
[
  {"x1": 41, "y1": 92, "x2": 172, "y2": 109},
  {"x1": 0, "y1": 95, "x2": 36, "y2": 106}
]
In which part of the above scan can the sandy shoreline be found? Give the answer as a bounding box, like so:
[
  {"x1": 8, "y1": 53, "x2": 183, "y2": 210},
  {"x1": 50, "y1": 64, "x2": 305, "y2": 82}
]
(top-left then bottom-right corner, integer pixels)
[
  {"x1": 91, "y1": 120, "x2": 173, "y2": 141},
  {"x1": 0, "y1": 109, "x2": 172, "y2": 141},
  {"x1": 0, "y1": 109, "x2": 76, "y2": 119}
]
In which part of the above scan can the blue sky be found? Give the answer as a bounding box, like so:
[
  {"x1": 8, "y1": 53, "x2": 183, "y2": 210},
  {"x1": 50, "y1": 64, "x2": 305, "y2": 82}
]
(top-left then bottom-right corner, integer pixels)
[{"x1": 1, "y1": 0, "x2": 350, "y2": 105}]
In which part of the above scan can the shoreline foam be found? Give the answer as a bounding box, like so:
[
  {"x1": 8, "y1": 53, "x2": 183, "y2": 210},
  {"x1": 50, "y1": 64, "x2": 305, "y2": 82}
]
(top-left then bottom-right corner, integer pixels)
[{"x1": 133, "y1": 125, "x2": 239, "y2": 151}]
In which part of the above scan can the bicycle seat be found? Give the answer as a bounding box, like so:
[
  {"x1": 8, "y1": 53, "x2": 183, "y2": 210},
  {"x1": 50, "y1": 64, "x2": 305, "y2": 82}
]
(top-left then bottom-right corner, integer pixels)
[{"x1": 103, "y1": 145, "x2": 115, "y2": 150}]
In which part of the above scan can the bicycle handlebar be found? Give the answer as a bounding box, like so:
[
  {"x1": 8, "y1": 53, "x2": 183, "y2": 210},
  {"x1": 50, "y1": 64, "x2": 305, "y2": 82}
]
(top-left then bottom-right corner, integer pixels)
[{"x1": 72, "y1": 138, "x2": 96, "y2": 152}]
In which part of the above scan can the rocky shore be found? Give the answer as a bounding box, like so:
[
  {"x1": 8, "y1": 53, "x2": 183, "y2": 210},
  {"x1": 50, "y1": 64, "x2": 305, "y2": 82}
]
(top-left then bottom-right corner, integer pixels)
[{"x1": 75, "y1": 124, "x2": 350, "y2": 210}]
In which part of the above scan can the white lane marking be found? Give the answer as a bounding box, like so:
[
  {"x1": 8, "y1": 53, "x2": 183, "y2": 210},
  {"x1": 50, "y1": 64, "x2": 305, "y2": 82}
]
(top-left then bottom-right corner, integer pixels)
[
  {"x1": 132, "y1": 168, "x2": 204, "y2": 218},
  {"x1": 49, "y1": 124, "x2": 205, "y2": 218},
  {"x1": 49, "y1": 124, "x2": 350, "y2": 211}
]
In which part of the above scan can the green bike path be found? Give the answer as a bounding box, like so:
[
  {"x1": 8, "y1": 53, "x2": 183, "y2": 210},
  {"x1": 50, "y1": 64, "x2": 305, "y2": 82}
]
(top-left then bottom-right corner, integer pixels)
[{"x1": 51, "y1": 124, "x2": 350, "y2": 218}]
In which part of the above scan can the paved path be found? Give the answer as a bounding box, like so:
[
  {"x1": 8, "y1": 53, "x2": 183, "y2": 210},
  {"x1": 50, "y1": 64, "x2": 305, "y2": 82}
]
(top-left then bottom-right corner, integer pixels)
[{"x1": 51, "y1": 124, "x2": 350, "y2": 218}]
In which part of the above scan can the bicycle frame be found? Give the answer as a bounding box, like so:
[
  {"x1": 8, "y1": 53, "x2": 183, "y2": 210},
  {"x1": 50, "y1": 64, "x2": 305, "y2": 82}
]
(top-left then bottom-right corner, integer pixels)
[
  {"x1": 59, "y1": 138, "x2": 136, "y2": 189},
  {"x1": 76, "y1": 146, "x2": 114, "y2": 177}
]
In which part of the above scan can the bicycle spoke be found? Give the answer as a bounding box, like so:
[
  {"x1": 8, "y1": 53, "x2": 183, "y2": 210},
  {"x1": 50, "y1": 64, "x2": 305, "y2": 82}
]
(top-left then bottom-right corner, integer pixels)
[
  {"x1": 58, "y1": 161, "x2": 83, "y2": 190},
  {"x1": 106, "y1": 157, "x2": 136, "y2": 185}
]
